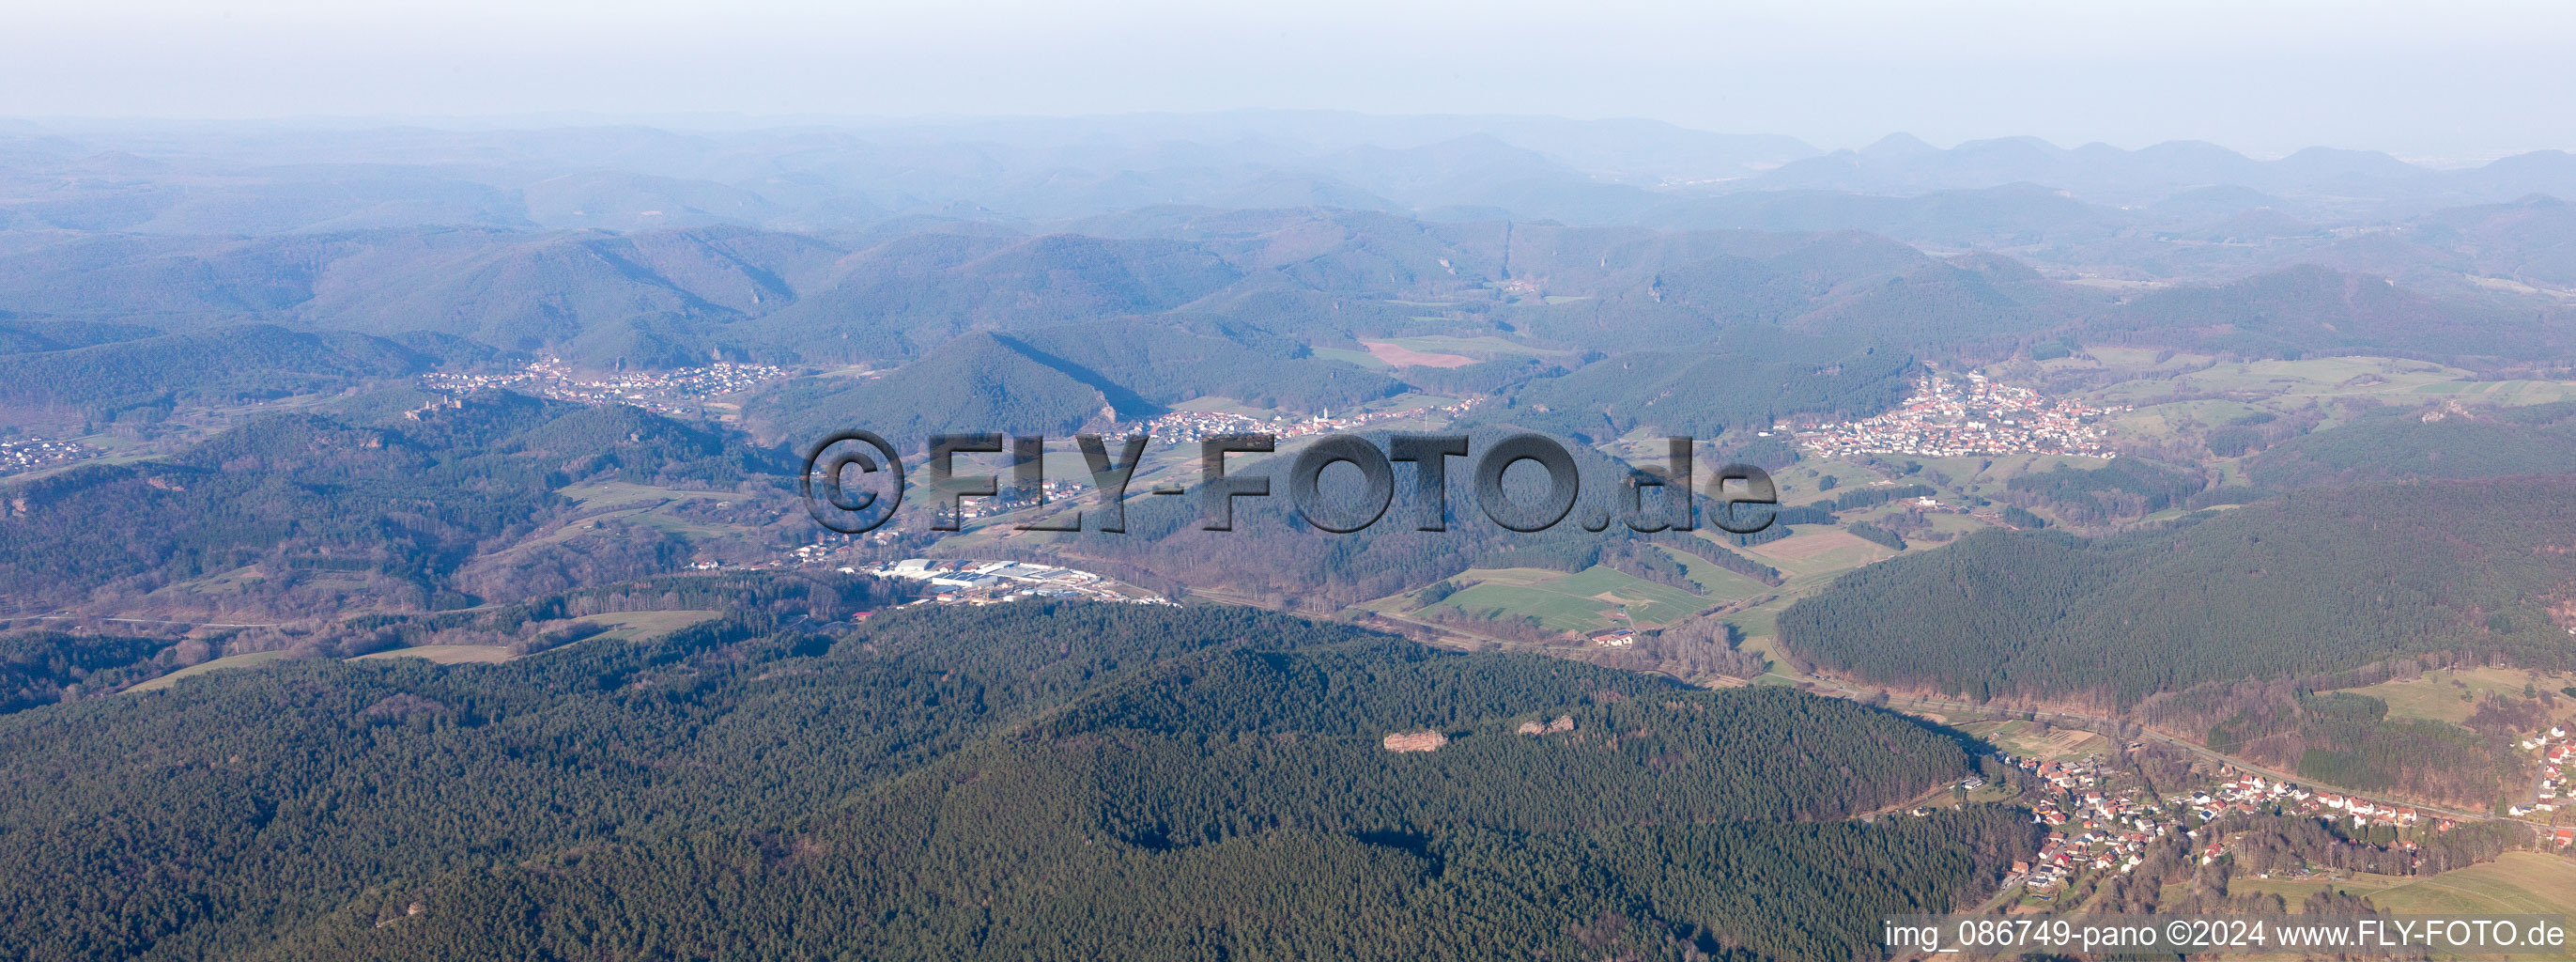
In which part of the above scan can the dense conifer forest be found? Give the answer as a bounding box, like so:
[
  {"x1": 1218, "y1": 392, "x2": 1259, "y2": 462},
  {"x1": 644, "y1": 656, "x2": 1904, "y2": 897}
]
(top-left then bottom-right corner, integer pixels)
[
  {"x1": 0, "y1": 396, "x2": 793, "y2": 613},
  {"x1": 14, "y1": 114, "x2": 2576, "y2": 959},
  {"x1": 1777, "y1": 477, "x2": 2576, "y2": 706},
  {"x1": 0, "y1": 601, "x2": 2027, "y2": 961},
  {"x1": 2244, "y1": 400, "x2": 2576, "y2": 489}
]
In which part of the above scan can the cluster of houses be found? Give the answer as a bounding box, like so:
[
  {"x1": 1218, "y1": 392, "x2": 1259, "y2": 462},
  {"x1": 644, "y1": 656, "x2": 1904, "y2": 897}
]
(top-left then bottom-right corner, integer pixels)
[
  {"x1": 2006, "y1": 756, "x2": 2173, "y2": 889},
  {"x1": 1980, "y1": 722, "x2": 2576, "y2": 907},
  {"x1": 1797, "y1": 372, "x2": 2124, "y2": 459},
  {"x1": 2188, "y1": 775, "x2": 2490, "y2": 872},
  {"x1": 2198, "y1": 774, "x2": 2438, "y2": 830},
  {"x1": 859, "y1": 557, "x2": 1174, "y2": 608},
  {"x1": 419, "y1": 356, "x2": 786, "y2": 414},
  {"x1": 0, "y1": 436, "x2": 99, "y2": 476},
  {"x1": 2508, "y1": 724, "x2": 2572, "y2": 815},
  {"x1": 1996, "y1": 752, "x2": 2468, "y2": 896},
  {"x1": 930, "y1": 476, "x2": 1092, "y2": 527},
  {"x1": 1140, "y1": 399, "x2": 1480, "y2": 444}
]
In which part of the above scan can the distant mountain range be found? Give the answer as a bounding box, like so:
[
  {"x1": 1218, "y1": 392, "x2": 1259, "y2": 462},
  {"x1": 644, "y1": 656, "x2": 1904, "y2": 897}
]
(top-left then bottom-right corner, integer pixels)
[
  {"x1": 8, "y1": 114, "x2": 2576, "y2": 237},
  {"x1": 0, "y1": 217, "x2": 2566, "y2": 436},
  {"x1": 11, "y1": 114, "x2": 2576, "y2": 962},
  {"x1": 3, "y1": 114, "x2": 2575, "y2": 441}
]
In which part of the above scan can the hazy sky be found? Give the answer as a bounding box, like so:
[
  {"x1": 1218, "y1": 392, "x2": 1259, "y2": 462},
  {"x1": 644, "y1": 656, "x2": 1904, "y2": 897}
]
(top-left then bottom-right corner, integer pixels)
[{"x1": 8, "y1": 0, "x2": 2573, "y2": 161}]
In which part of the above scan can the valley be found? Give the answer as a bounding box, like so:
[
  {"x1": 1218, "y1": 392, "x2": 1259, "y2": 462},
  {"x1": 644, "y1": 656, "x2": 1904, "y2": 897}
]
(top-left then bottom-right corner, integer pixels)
[{"x1": 8, "y1": 110, "x2": 2576, "y2": 959}]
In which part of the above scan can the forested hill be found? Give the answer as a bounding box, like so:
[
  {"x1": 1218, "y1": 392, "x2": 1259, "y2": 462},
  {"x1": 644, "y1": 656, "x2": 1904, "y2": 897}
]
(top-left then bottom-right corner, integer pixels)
[
  {"x1": 0, "y1": 323, "x2": 488, "y2": 420},
  {"x1": 746, "y1": 320, "x2": 1411, "y2": 443},
  {"x1": 0, "y1": 601, "x2": 2029, "y2": 962},
  {"x1": 0, "y1": 395, "x2": 790, "y2": 615},
  {"x1": 2244, "y1": 400, "x2": 2576, "y2": 489},
  {"x1": 1061, "y1": 423, "x2": 1787, "y2": 608},
  {"x1": 2089, "y1": 264, "x2": 2564, "y2": 368},
  {"x1": 1490, "y1": 325, "x2": 1919, "y2": 440},
  {"x1": 1776, "y1": 476, "x2": 2576, "y2": 706}
]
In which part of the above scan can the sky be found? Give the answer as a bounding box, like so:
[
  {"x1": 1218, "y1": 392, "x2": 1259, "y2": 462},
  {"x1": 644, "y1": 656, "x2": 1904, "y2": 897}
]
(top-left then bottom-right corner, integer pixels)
[{"x1": 7, "y1": 0, "x2": 2573, "y2": 162}]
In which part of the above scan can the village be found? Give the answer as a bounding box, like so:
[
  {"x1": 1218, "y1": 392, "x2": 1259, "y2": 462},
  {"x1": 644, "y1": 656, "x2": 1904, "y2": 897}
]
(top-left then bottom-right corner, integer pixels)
[
  {"x1": 419, "y1": 356, "x2": 787, "y2": 414},
  {"x1": 1796, "y1": 371, "x2": 2123, "y2": 458},
  {"x1": 2509, "y1": 723, "x2": 2575, "y2": 816},
  {"x1": 1142, "y1": 397, "x2": 1483, "y2": 444},
  {"x1": 756, "y1": 548, "x2": 1180, "y2": 610},
  {"x1": 0, "y1": 436, "x2": 100, "y2": 476},
  {"x1": 1986, "y1": 752, "x2": 2465, "y2": 901},
  {"x1": 848, "y1": 557, "x2": 1178, "y2": 609}
]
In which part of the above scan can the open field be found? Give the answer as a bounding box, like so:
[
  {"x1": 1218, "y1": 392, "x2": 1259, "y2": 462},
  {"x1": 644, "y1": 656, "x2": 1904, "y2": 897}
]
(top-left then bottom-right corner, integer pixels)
[
  {"x1": 2082, "y1": 353, "x2": 2576, "y2": 423},
  {"x1": 519, "y1": 483, "x2": 761, "y2": 551},
  {"x1": 1713, "y1": 523, "x2": 1924, "y2": 676},
  {"x1": 1909, "y1": 509, "x2": 1995, "y2": 539},
  {"x1": 2101, "y1": 396, "x2": 2275, "y2": 447},
  {"x1": 1308, "y1": 347, "x2": 1388, "y2": 368},
  {"x1": 2045, "y1": 346, "x2": 2208, "y2": 373},
  {"x1": 1890, "y1": 453, "x2": 2108, "y2": 505},
  {"x1": 1402, "y1": 566, "x2": 1562, "y2": 593},
  {"x1": 1751, "y1": 528, "x2": 1875, "y2": 562},
  {"x1": 2368, "y1": 854, "x2": 2576, "y2": 917},
  {"x1": 1656, "y1": 546, "x2": 1772, "y2": 602},
  {"x1": 2234, "y1": 853, "x2": 2576, "y2": 927},
  {"x1": 0, "y1": 449, "x2": 160, "y2": 485},
  {"x1": 125, "y1": 650, "x2": 288, "y2": 693},
  {"x1": 1728, "y1": 603, "x2": 1784, "y2": 652},
  {"x1": 1372, "y1": 334, "x2": 1574, "y2": 359},
  {"x1": 2335, "y1": 667, "x2": 2576, "y2": 728},
  {"x1": 2084, "y1": 355, "x2": 2462, "y2": 404},
  {"x1": 1744, "y1": 529, "x2": 1899, "y2": 583},
  {"x1": 128, "y1": 612, "x2": 722, "y2": 689},
  {"x1": 1360, "y1": 341, "x2": 1475, "y2": 367},
  {"x1": 1546, "y1": 566, "x2": 1704, "y2": 624},
  {"x1": 2222, "y1": 876, "x2": 2347, "y2": 905},
  {"x1": 1420, "y1": 565, "x2": 1705, "y2": 632},
  {"x1": 574, "y1": 609, "x2": 721, "y2": 641},
  {"x1": 141, "y1": 564, "x2": 277, "y2": 599},
  {"x1": 1955, "y1": 718, "x2": 2107, "y2": 761},
  {"x1": 1161, "y1": 395, "x2": 1284, "y2": 414},
  {"x1": 1429, "y1": 582, "x2": 1615, "y2": 633},
  {"x1": 2410, "y1": 378, "x2": 2576, "y2": 405},
  {"x1": 558, "y1": 480, "x2": 751, "y2": 511},
  {"x1": 2024, "y1": 351, "x2": 2576, "y2": 459},
  {"x1": 353, "y1": 644, "x2": 514, "y2": 664},
  {"x1": 1365, "y1": 391, "x2": 1468, "y2": 411},
  {"x1": 1773, "y1": 458, "x2": 1895, "y2": 504}
]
